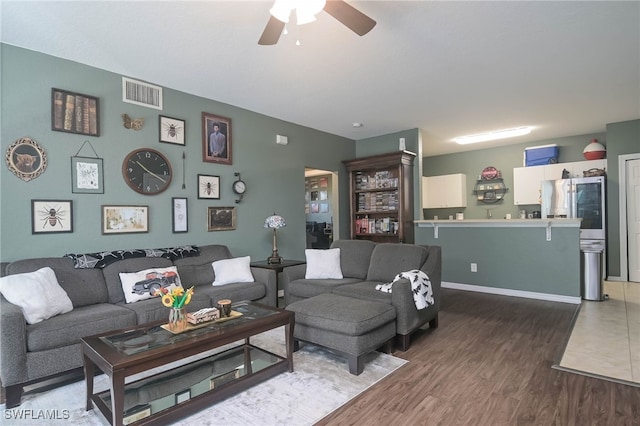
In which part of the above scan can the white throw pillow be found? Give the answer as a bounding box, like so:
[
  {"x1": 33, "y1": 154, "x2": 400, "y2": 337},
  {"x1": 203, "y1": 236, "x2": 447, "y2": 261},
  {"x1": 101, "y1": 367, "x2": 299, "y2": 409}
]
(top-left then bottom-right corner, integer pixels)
[
  {"x1": 212, "y1": 256, "x2": 254, "y2": 286},
  {"x1": 305, "y1": 248, "x2": 343, "y2": 279},
  {"x1": 0, "y1": 267, "x2": 73, "y2": 324},
  {"x1": 119, "y1": 266, "x2": 182, "y2": 304}
]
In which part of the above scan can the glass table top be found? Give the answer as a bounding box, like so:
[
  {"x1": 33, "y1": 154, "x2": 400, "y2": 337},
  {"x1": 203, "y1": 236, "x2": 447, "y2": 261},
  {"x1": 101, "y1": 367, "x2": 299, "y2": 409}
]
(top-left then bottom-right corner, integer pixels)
[{"x1": 100, "y1": 301, "x2": 279, "y2": 356}]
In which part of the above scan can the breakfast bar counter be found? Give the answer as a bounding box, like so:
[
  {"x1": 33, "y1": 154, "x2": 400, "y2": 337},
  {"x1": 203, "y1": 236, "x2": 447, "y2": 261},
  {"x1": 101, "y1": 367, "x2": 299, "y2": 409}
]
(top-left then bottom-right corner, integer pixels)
[{"x1": 413, "y1": 219, "x2": 582, "y2": 303}]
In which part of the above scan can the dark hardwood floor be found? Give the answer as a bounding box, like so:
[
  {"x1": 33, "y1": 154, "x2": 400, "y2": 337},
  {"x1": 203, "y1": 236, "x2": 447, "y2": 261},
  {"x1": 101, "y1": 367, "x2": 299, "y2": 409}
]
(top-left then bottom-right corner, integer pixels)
[
  {"x1": 2, "y1": 289, "x2": 639, "y2": 425},
  {"x1": 317, "y1": 288, "x2": 640, "y2": 426}
]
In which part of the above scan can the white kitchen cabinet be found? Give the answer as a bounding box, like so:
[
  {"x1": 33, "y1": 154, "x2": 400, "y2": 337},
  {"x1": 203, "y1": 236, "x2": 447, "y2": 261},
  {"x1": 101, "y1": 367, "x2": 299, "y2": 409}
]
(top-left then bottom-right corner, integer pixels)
[
  {"x1": 422, "y1": 173, "x2": 467, "y2": 208},
  {"x1": 513, "y1": 166, "x2": 544, "y2": 205},
  {"x1": 513, "y1": 159, "x2": 607, "y2": 205}
]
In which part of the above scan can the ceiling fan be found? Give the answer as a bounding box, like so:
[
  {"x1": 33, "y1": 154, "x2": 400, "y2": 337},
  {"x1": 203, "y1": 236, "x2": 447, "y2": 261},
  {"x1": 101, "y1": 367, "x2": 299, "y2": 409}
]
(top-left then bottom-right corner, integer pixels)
[{"x1": 258, "y1": 0, "x2": 376, "y2": 45}]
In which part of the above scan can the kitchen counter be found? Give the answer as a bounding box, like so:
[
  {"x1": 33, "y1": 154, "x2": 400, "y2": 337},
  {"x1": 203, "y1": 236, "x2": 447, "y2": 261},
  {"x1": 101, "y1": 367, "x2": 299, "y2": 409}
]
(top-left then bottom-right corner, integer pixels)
[
  {"x1": 415, "y1": 218, "x2": 581, "y2": 240},
  {"x1": 413, "y1": 218, "x2": 582, "y2": 302}
]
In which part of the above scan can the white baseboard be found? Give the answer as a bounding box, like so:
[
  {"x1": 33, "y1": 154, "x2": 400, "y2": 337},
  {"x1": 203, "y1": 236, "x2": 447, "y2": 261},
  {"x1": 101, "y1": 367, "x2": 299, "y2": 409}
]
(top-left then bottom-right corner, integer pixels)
[{"x1": 442, "y1": 281, "x2": 582, "y2": 305}]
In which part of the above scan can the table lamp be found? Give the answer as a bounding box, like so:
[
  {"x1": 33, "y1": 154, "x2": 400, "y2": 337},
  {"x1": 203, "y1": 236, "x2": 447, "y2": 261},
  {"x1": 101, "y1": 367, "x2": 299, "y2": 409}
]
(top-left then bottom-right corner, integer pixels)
[{"x1": 264, "y1": 213, "x2": 286, "y2": 264}]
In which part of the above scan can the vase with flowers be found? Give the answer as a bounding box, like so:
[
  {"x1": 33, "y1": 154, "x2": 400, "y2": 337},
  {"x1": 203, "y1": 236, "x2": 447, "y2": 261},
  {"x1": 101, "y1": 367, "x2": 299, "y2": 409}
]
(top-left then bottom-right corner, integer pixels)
[{"x1": 154, "y1": 286, "x2": 194, "y2": 332}]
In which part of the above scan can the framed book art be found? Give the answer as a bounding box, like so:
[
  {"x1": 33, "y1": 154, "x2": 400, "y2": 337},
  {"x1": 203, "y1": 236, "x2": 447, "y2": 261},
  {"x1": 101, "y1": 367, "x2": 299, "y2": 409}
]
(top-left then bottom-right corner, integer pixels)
[
  {"x1": 202, "y1": 112, "x2": 232, "y2": 165},
  {"x1": 51, "y1": 88, "x2": 99, "y2": 136},
  {"x1": 31, "y1": 200, "x2": 73, "y2": 234}
]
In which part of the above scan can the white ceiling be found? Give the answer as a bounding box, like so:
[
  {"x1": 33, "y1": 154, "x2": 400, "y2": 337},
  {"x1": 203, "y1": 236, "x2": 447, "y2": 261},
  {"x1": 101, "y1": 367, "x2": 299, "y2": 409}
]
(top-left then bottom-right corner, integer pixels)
[{"x1": 2, "y1": 1, "x2": 639, "y2": 156}]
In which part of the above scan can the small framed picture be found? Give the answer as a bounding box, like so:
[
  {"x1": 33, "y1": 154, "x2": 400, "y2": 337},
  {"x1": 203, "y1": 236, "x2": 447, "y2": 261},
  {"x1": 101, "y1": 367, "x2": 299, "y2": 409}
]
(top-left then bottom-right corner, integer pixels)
[
  {"x1": 32, "y1": 200, "x2": 73, "y2": 234},
  {"x1": 172, "y1": 197, "x2": 188, "y2": 233},
  {"x1": 51, "y1": 88, "x2": 99, "y2": 136},
  {"x1": 202, "y1": 112, "x2": 232, "y2": 165},
  {"x1": 159, "y1": 115, "x2": 185, "y2": 145},
  {"x1": 198, "y1": 174, "x2": 220, "y2": 199},
  {"x1": 71, "y1": 156, "x2": 104, "y2": 194},
  {"x1": 6, "y1": 136, "x2": 48, "y2": 182},
  {"x1": 207, "y1": 207, "x2": 236, "y2": 231},
  {"x1": 102, "y1": 205, "x2": 149, "y2": 234}
]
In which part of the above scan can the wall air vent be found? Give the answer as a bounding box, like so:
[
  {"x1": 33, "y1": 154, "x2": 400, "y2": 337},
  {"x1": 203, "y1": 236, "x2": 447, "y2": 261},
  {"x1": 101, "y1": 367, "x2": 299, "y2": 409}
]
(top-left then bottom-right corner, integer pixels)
[{"x1": 122, "y1": 77, "x2": 163, "y2": 110}]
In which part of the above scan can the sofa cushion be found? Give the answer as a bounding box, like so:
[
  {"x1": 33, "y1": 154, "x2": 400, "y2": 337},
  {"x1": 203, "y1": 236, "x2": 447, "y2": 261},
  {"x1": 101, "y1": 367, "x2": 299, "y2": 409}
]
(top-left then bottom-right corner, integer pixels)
[
  {"x1": 212, "y1": 256, "x2": 254, "y2": 286},
  {"x1": 333, "y1": 281, "x2": 393, "y2": 305},
  {"x1": 195, "y1": 282, "x2": 266, "y2": 306},
  {"x1": 173, "y1": 244, "x2": 232, "y2": 287},
  {"x1": 286, "y1": 293, "x2": 396, "y2": 336},
  {"x1": 103, "y1": 258, "x2": 174, "y2": 304},
  {"x1": 305, "y1": 248, "x2": 343, "y2": 279},
  {"x1": 119, "y1": 266, "x2": 182, "y2": 304},
  {"x1": 26, "y1": 303, "x2": 136, "y2": 352},
  {"x1": 330, "y1": 240, "x2": 376, "y2": 280},
  {"x1": 6, "y1": 257, "x2": 108, "y2": 307},
  {"x1": 288, "y1": 277, "x2": 361, "y2": 300},
  {"x1": 366, "y1": 244, "x2": 428, "y2": 283},
  {"x1": 0, "y1": 267, "x2": 74, "y2": 324}
]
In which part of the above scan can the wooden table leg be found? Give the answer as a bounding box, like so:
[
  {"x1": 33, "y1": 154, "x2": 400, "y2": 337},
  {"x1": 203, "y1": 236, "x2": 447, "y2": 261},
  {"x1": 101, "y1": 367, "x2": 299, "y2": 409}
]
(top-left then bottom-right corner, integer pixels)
[
  {"x1": 111, "y1": 369, "x2": 126, "y2": 426},
  {"x1": 82, "y1": 353, "x2": 95, "y2": 411},
  {"x1": 285, "y1": 319, "x2": 294, "y2": 372}
]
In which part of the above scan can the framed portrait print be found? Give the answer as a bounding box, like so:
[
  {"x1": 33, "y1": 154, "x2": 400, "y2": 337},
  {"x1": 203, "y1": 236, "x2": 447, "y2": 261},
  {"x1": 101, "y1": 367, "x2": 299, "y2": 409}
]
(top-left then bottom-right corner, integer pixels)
[
  {"x1": 159, "y1": 115, "x2": 185, "y2": 145},
  {"x1": 207, "y1": 207, "x2": 236, "y2": 231},
  {"x1": 51, "y1": 88, "x2": 99, "y2": 136},
  {"x1": 5, "y1": 137, "x2": 47, "y2": 182},
  {"x1": 71, "y1": 156, "x2": 104, "y2": 194},
  {"x1": 172, "y1": 197, "x2": 188, "y2": 233},
  {"x1": 32, "y1": 200, "x2": 73, "y2": 234},
  {"x1": 202, "y1": 112, "x2": 232, "y2": 165},
  {"x1": 198, "y1": 174, "x2": 220, "y2": 199},
  {"x1": 102, "y1": 205, "x2": 149, "y2": 234}
]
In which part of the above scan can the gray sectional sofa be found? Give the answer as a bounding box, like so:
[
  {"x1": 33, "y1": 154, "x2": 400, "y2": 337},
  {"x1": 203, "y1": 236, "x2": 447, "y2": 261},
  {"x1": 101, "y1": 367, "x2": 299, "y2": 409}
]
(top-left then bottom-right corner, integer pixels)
[
  {"x1": 282, "y1": 240, "x2": 441, "y2": 352},
  {"x1": 0, "y1": 244, "x2": 276, "y2": 408}
]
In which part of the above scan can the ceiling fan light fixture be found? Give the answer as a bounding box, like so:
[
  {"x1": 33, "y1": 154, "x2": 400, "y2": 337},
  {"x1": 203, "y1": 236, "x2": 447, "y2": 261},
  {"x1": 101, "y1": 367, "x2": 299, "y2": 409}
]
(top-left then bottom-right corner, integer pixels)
[
  {"x1": 454, "y1": 126, "x2": 532, "y2": 145},
  {"x1": 270, "y1": 0, "x2": 294, "y2": 23}
]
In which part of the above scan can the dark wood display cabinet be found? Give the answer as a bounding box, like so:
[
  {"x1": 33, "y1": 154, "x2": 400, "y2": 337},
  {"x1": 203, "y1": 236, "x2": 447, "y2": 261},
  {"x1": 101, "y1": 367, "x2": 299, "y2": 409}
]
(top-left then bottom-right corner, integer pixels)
[{"x1": 344, "y1": 151, "x2": 415, "y2": 244}]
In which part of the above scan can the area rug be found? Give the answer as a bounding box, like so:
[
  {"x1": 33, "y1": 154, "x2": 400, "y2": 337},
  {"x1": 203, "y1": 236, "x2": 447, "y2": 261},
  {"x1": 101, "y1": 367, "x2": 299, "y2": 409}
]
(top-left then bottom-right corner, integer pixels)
[
  {"x1": 1, "y1": 327, "x2": 407, "y2": 425},
  {"x1": 553, "y1": 281, "x2": 640, "y2": 387}
]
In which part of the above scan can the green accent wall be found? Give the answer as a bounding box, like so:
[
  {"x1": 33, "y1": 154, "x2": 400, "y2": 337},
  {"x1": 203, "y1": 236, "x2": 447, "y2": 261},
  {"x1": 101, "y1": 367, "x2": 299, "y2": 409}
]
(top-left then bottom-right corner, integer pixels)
[
  {"x1": 415, "y1": 225, "x2": 581, "y2": 297},
  {"x1": 0, "y1": 44, "x2": 356, "y2": 262}
]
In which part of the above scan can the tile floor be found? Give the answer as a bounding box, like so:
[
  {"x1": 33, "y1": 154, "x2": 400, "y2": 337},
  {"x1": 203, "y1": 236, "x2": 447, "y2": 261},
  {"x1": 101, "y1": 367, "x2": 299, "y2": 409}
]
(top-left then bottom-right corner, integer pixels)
[{"x1": 559, "y1": 280, "x2": 640, "y2": 385}]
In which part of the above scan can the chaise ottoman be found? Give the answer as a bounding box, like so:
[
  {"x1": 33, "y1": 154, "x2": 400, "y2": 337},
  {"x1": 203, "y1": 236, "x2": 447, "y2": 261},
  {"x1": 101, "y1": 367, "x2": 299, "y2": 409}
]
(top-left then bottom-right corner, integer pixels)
[{"x1": 286, "y1": 293, "x2": 397, "y2": 375}]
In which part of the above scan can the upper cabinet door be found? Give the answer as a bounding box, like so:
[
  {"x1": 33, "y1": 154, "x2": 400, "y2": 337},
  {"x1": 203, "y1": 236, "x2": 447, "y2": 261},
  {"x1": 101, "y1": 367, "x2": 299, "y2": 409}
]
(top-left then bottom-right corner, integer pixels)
[{"x1": 422, "y1": 174, "x2": 467, "y2": 208}]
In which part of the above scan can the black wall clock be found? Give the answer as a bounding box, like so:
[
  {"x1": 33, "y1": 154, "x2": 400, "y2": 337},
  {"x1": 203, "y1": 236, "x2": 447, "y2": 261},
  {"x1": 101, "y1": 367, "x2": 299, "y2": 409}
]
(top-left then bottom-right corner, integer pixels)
[{"x1": 122, "y1": 148, "x2": 172, "y2": 194}]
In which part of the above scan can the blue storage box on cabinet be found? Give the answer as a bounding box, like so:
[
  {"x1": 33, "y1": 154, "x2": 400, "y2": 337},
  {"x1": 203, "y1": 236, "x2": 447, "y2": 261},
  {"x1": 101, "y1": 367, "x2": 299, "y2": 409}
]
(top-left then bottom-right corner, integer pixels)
[{"x1": 524, "y1": 144, "x2": 559, "y2": 166}]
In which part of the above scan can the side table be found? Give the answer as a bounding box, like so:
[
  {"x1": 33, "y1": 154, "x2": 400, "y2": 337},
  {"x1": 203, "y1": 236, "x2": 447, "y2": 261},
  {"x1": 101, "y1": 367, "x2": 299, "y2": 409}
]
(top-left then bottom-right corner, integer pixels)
[{"x1": 251, "y1": 260, "x2": 305, "y2": 302}]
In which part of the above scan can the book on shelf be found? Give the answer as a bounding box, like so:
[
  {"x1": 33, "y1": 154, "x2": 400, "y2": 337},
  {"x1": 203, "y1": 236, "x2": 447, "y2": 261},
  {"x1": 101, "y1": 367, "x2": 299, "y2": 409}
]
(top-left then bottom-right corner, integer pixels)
[
  {"x1": 82, "y1": 97, "x2": 90, "y2": 133},
  {"x1": 63, "y1": 94, "x2": 75, "y2": 130},
  {"x1": 88, "y1": 98, "x2": 97, "y2": 135},
  {"x1": 53, "y1": 91, "x2": 64, "y2": 129},
  {"x1": 75, "y1": 96, "x2": 83, "y2": 132}
]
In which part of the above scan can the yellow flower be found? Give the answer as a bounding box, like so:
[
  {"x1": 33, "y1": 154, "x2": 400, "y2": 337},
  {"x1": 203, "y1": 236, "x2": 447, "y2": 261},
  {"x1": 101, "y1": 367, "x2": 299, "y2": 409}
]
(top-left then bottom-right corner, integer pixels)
[{"x1": 161, "y1": 294, "x2": 174, "y2": 307}]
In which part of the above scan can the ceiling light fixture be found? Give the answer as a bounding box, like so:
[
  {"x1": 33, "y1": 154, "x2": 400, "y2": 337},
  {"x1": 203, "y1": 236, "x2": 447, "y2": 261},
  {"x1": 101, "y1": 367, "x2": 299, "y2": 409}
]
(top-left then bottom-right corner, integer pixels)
[
  {"x1": 270, "y1": 0, "x2": 326, "y2": 25},
  {"x1": 454, "y1": 126, "x2": 532, "y2": 145}
]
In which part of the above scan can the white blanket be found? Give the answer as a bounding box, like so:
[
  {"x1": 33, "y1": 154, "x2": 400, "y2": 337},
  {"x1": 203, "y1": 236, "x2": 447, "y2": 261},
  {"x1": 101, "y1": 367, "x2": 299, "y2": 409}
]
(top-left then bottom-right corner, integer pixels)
[{"x1": 375, "y1": 269, "x2": 434, "y2": 310}]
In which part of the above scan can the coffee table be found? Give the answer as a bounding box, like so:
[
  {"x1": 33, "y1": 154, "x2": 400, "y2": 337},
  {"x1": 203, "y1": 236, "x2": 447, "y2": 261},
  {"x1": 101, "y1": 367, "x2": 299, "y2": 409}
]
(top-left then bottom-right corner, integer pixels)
[{"x1": 81, "y1": 301, "x2": 294, "y2": 425}]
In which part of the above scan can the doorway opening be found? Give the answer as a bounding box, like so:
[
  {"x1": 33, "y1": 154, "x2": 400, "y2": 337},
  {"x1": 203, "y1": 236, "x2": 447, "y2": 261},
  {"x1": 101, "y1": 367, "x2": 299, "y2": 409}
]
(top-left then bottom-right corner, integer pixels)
[{"x1": 304, "y1": 168, "x2": 339, "y2": 249}]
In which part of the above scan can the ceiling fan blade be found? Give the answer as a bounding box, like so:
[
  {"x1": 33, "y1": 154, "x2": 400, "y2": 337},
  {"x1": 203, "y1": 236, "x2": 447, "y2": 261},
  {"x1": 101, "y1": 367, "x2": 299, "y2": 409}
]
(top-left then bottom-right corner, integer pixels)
[
  {"x1": 258, "y1": 16, "x2": 286, "y2": 45},
  {"x1": 323, "y1": 0, "x2": 376, "y2": 36}
]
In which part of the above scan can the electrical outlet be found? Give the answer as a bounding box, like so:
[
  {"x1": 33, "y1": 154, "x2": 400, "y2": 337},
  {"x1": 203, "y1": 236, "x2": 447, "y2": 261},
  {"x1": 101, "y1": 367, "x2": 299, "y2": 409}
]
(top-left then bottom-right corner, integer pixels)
[{"x1": 470, "y1": 263, "x2": 477, "y2": 272}]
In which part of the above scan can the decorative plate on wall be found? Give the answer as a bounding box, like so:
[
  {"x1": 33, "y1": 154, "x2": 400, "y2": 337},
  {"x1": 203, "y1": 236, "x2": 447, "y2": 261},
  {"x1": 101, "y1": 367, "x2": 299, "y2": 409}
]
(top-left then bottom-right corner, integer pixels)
[{"x1": 5, "y1": 136, "x2": 48, "y2": 182}]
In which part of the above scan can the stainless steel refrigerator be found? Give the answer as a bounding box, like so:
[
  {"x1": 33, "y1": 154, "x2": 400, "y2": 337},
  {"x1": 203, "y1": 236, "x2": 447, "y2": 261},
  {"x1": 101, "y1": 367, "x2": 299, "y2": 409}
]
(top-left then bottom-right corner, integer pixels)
[{"x1": 541, "y1": 176, "x2": 607, "y2": 299}]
